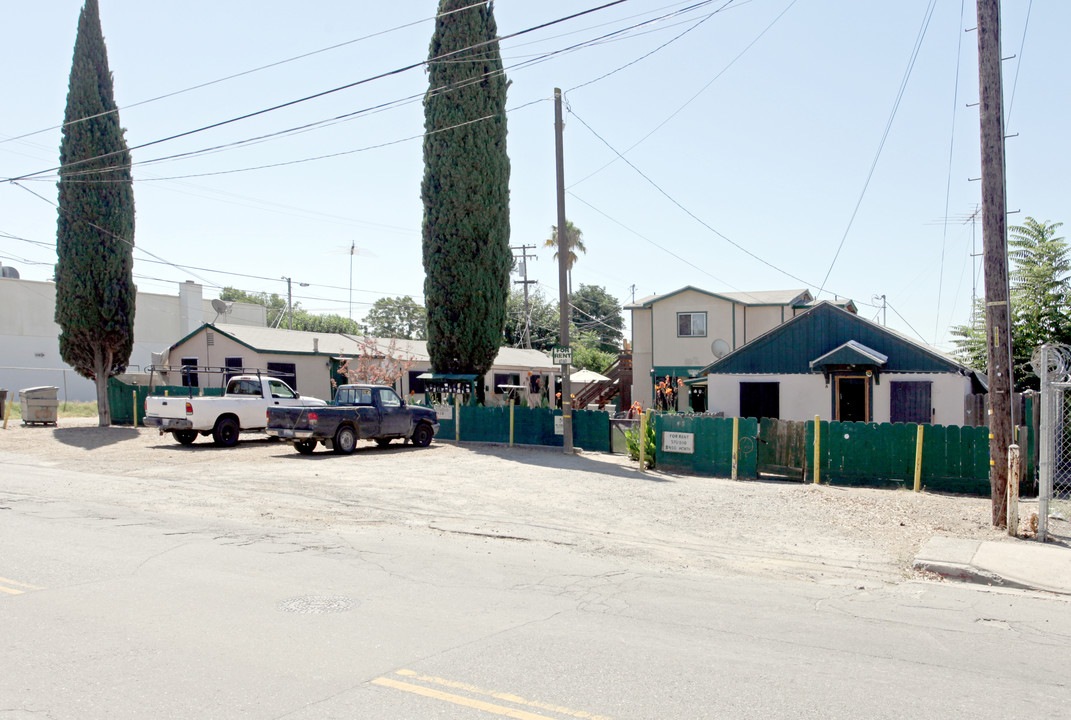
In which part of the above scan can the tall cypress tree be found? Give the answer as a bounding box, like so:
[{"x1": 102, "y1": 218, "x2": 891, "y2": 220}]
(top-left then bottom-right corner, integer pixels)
[
  {"x1": 421, "y1": 0, "x2": 511, "y2": 388},
  {"x1": 55, "y1": 0, "x2": 135, "y2": 426}
]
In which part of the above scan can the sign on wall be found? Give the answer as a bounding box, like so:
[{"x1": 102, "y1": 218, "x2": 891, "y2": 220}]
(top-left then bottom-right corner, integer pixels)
[
  {"x1": 433, "y1": 404, "x2": 454, "y2": 420},
  {"x1": 662, "y1": 431, "x2": 695, "y2": 454},
  {"x1": 554, "y1": 415, "x2": 564, "y2": 435}
]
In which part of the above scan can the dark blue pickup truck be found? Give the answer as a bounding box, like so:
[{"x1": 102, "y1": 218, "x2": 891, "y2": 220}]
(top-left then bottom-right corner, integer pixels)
[{"x1": 266, "y1": 384, "x2": 439, "y2": 455}]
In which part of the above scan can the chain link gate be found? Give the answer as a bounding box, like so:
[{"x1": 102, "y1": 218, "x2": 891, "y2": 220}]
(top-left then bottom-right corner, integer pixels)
[{"x1": 1033, "y1": 344, "x2": 1071, "y2": 542}]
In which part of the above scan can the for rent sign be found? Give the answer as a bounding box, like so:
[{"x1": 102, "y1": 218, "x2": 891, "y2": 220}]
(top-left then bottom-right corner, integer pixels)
[{"x1": 662, "y1": 431, "x2": 695, "y2": 454}]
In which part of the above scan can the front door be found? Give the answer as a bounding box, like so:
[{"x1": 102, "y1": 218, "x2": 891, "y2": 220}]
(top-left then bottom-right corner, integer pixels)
[{"x1": 835, "y1": 376, "x2": 869, "y2": 422}]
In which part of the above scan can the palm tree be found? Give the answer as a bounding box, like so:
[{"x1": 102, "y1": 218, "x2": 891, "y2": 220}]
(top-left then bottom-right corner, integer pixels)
[{"x1": 544, "y1": 220, "x2": 586, "y2": 297}]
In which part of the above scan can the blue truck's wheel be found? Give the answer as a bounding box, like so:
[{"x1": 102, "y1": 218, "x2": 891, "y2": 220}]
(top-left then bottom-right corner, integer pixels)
[
  {"x1": 411, "y1": 423, "x2": 433, "y2": 448},
  {"x1": 295, "y1": 439, "x2": 317, "y2": 455},
  {"x1": 333, "y1": 425, "x2": 357, "y2": 454}
]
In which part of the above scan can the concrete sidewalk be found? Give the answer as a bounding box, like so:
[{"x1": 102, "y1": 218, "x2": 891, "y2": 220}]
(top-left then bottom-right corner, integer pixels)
[{"x1": 914, "y1": 535, "x2": 1071, "y2": 595}]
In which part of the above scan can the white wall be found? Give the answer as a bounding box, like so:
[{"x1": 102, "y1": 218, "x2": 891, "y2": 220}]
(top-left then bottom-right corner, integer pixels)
[
  {"x1": 704, "y1": 372, "x2": 973, "y2": 425},
  {"x1": 0, "y1": 278, "x2": 265, "y2": 402}
]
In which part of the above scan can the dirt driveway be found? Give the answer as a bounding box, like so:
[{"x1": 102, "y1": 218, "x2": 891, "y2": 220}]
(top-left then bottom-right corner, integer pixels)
[{"x1": 0, "y1": 418, "x2": 1015, "y2": 585}]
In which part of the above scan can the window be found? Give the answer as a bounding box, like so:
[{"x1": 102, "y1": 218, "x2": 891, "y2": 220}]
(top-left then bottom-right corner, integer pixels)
[
  {"x1": 677, "y1": 312, "x2": 707, "y2": 337},
  {"x1": 890, "y1": 381, "x2": 931, "y2": 424},
  {"x1": 493, "y1": 372, "x2": 521, "y2": 394},
  {"x1": 740, "y1": 382, "x2": 779, "y2": 420},
  {"x1": 377, "y1": 388, "x2": 402, "y2": 408},
  {"x1": 224, "y1": 357, "x2": 243, "y2": 383},
  {"x1": 180, "y1": 357, "x2": 199, "y2": 388},
  {"x1": 267, "y1": 362, "x2": 297, "y2": 391},
  {"x1": 267, "y1": 379, "x2": 296, "y2": 399},
  {"x1": 408, "y1": 371, "x2": 427, "y2": 394}
]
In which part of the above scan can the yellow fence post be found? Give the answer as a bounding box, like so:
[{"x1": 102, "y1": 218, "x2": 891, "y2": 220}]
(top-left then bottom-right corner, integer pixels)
[
  {"x1": 509, "y1": 401, "x2": 514, "y2": 447},
  {"x1": 913, "y1": 425, "x2": 924, "y2": 492},
  {"x1": 638, "y1": 410, "x2": 648, "y2": 472},
  {"x1": 1007, "y1": 443, "x2": 1020, "y2": 536},
  {"x1": 731, "y1": 416, "x2": 739, "y2": 481},
  {"x1": 132, "y1": 390, "x2": 138, "y2": 427},
  {"x1": 2, "y1": 394, "x2": 9, "y2": 430},
  {"x1": 813, "y1": 415, "x2": 821, "y2": 484},
  {"x1": 454, "y1": 393, "x2": 461, "y2": 443}
]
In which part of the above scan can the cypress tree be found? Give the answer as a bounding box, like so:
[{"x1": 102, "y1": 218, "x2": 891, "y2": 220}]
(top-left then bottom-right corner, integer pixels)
[
  {"x1": 421, "y1": 0, "x2": 511, "y2": 389},
  {"x1": 55, "y1": 0, "x2": 136, "y2": 426}
]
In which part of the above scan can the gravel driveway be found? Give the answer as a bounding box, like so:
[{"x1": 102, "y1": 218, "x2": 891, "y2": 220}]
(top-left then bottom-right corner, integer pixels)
[{"x1": 0, "y1": 418, "x2": 1018, "y2": 585}]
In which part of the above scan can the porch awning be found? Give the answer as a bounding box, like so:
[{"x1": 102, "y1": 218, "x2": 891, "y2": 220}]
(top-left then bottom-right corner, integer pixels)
[{"x1": 809, "y1": 340, "x2": 888, "y2": 372}]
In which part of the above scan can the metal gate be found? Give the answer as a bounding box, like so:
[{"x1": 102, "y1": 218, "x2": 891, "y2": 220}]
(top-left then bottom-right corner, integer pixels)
[{"x1": 1034, "y1": 345, "x2": 1071, "y2": 541}]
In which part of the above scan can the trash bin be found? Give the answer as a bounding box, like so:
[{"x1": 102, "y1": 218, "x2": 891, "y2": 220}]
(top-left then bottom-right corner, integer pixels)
[{"x1": 20, "y1": 386, "x2": 59, "y2": 425}]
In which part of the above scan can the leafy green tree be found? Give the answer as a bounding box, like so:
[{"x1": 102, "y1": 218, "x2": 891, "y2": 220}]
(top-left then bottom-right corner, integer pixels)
[
  {"x1": 571, "y1": 284, "x2": 624, "y2": 353},
  {"x1": 54, "y1": 0, "x2": 135, "y2": 427},
  {"x1": 289, "y1": 310, "x2": 363, "y2": 335},
  {"x1": 421, "y1": 0, "x2": 511, "y2": 384},
  {"x1": 219, "y1": 287, "x2": 363, "y2": 333},
  {"x1": 544, "y1": 220, "x2": 586, "y2": 296},
  {"x1": 503, "y1": 287, "x2": 559, "y2": 351},
  {"x1": 570, "y1": 330, "x2": 615, "y2": 374},
  {"x1": 363, "y1": 296, "x2": 427, "y2": 339},
  {"x1": 951, "y1": 217, "x2": 1068, "y2": 390}
]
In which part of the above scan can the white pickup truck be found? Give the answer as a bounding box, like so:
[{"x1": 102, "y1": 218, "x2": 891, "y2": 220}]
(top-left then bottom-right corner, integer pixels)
[{"x1": 142, "y1": 375, "x2": 326, "y2": 447}]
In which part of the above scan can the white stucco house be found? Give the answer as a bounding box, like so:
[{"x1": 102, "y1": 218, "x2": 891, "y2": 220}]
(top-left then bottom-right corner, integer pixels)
[{"x1": 689, "y1": 301, "x2": 986, "y2": 425}]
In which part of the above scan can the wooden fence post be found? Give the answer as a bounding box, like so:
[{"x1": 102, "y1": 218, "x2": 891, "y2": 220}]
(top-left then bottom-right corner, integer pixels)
[
  {"x1": 1007, "y1": 443, "x2": 1020, "y2": 536},
  {"x1": 509, "y1": 401, "x2": 514, "y2": 447},
  {"x1": 813, "y1": 416, "x2": 821, "y2": 484},
  {"x1": 639, "y1": 411, "x2": 648, "y2": 472},
  {"x1": 913, "y1": 425, "x2": 924, "y2": 492},
  {"x1": 454, "y1": 393, "x2": 460, "y2": 443},
  {"x1": 731, "y1": 416, "x2": 739, "y2": 481},
  {"x1": 132, "y1": 390, "x2": 138, "y2": 427}
]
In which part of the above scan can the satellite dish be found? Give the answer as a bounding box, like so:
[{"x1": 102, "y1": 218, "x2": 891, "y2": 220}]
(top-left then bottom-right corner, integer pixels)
[
  {"x1": 0, "y1": 265, "x2": 19, "y2": 279},
  {"x1": 211, "y1": 299, "x2": 233, "y2": 322},
  {"x1": 711, "y1": 338, "x2": 730, "y2": 358}
]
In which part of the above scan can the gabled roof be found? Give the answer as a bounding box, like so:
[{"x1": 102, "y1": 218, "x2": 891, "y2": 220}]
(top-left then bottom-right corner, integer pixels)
[
  {"x1": 699, "y1": 302, "x2": 976, "y2": 376},
  {"x1": 809, "y1": 340, "x2": 888, "y2": 370},
  {"x1": 625, "y1": 285, "x2": 811, "y2": 310},
  {"x1": 169, "y1": 324, "x2": 557, "y2": 370}
]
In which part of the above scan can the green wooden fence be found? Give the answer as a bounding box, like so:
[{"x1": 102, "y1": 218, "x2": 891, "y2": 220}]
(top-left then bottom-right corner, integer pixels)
[
  {"x1": 650, "y1": 413, "x2": 992, "y2": 496},
  {"x1": 107, "y1": 378, "x2": 222, "y2": 426},
  {"x1": 430, "y1": 406, "x2": 611, "y2": 452}
]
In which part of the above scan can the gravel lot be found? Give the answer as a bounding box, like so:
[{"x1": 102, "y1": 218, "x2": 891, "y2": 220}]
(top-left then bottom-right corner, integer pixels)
[{"x1": 1, "y1": 417, "x2": 1028, "y2": 585}]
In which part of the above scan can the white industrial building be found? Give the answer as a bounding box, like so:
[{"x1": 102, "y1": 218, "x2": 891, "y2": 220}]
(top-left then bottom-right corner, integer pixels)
[{"x1": 0, "y1": 277, "x2": 265, "y2": 402}]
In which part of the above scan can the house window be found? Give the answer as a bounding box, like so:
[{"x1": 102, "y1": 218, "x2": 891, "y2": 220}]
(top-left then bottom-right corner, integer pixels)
[
  {"x1": 408, "y1": 371, "x2": 427, "y2": 394},
  {"x1": 267, "y1": 362, "x2": 297, "y2": 391},
  {"x1": 180, "y1": 357, "x2": 199, "y2": 388},
  {"x1": 677, "y1": 312, "x2": 707, "y2": 337},
  {"x1": 890, "y1": 381, "x2": 932, "y2": 424},
  {"x1": 224, "y1": 356, "x2": 243, "y2": 382},
  {"x1": 740, "y1": 382, "x2": 779, "y2": 420}
]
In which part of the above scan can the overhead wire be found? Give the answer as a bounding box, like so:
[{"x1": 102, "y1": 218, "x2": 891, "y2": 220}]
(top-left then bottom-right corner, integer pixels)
[
  {"x1": 816, "y1": 0, "x2": 938, "y2": 297},
  {"x1": 4, "y1": 0, "x2": 636, "y2": 184}
]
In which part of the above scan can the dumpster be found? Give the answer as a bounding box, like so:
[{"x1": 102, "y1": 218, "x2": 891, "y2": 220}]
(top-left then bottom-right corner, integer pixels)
[{"x1": 20, "y1": 386, "x2": 59, "y2": 425}]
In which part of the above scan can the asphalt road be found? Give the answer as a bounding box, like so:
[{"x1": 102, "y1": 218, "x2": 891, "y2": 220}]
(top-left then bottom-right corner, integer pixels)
[{"x1": 2, "y1": 460, "x2": 1069, "y2": 719}]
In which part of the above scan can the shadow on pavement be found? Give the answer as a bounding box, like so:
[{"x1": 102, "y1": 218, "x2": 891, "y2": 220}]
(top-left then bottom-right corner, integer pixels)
[{"x1": 52, "y1": 426, "x2": 140, "y2": 449}]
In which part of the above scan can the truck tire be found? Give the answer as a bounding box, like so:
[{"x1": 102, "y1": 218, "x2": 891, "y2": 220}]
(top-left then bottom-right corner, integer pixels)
[
  {"x1": 212, "y1": 416, "x2": 240, "y2": 447},
  {"x1": 295, "y1": 439, "x2": 317, "y2": 455},
  {"x1": 174, "y1": 430, "x2": 198, "y2": 446},
  {"x1": 333, "y1": 425, "x2": 357, "y2": 454},
  {"x1": 411, "y1": 422, "x2": 433, "y2": 448}
]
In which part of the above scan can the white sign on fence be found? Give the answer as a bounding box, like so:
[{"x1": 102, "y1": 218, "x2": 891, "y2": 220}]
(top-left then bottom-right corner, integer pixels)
[
  {"x1": 662, "y1": 431, "x2": 695, "y2": 454},
  {"x1": 433, "y1": 404, "x2": 454, "y2": 420},
  {"x1": 554, "y1": 415, "x2": 564, "y2": 435}
]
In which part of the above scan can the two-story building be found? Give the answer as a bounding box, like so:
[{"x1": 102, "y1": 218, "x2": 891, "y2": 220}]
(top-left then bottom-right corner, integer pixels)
[{"x1": 626, "y1": 286, "x2": 856, "y2": 409}]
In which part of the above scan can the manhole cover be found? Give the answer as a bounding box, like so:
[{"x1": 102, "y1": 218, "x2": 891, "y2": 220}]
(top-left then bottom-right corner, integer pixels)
[{"x1": 276, "y1": 595, "x2": 356, "y2": 614}]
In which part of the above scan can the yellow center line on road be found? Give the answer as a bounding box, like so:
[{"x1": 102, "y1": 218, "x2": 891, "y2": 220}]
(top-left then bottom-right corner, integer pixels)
[
  {"x1": 373, "y1": 670, "x2": 613, "y2": 720},
  {"x1": 0, "y1": 576, "x2": 44, "y2": 595}
]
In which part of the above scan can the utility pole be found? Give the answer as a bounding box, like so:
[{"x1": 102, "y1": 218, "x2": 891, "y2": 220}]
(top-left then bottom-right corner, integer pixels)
[
  {"x1": 554, "y1": 88, "x2": 573, "y2": 454},
  {"x1": 284, "y1": 276, "x2": 293, "y2": 331},
  {"x1": 511, "y1": 244, "x2": 538, "y2": 348},
  {"x1": 976, "y1": 0, "x2": 1014, "y2": 528}
]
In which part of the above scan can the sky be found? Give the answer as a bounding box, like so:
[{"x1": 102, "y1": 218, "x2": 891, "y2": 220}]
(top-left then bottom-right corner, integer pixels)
[{"x1": 1, "y1": 0, "x2": 1066, "y2": 354}]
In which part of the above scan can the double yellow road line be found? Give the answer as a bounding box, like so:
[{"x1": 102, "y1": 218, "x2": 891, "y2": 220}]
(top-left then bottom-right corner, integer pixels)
[
  {"x1": 0, "y1": 576, "x2": 44, "y2": 595},
  {"x1": 372, "y1": 669, "x2": 613, "y2": 720}
]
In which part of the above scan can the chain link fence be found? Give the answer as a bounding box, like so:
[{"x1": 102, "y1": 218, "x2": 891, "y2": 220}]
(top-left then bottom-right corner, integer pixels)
[{"x1": 1033, "y1": 345, "x2": 1071, "y2": 541}]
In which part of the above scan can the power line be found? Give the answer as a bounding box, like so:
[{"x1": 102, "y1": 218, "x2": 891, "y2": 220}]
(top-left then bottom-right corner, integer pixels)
[
  {"x1": 4, "y1": 0, "x2": 634, "y2": 184},
  {"x1": 1005, "y1": 0, "x2": 1033, "y2": 128},
  {"x1": 816, "y1": 0, "x2": 938, "y2": 297}
]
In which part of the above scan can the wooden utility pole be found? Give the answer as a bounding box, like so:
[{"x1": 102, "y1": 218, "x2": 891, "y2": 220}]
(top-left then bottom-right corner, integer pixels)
[
  {"x1": 511, "y1": 244, "x2": 538, "y2": 349},
  {"x1": 554, "y1": 88, "x2": 573, "y2": 453},
  {"x1": 976, "y1": 0, "x2": 1014, "y2": 527}
]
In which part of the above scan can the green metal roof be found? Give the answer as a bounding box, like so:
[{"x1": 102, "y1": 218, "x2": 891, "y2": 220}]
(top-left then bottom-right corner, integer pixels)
[
  {"x1": 809, "y1": 340, "x2": 888, "y2": 370},
  {"x1": 700, "y1": 302, "x2": 971, "y2": 376}
]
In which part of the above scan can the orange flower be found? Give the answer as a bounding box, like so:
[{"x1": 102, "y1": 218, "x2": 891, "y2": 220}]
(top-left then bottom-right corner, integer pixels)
[{"x1": 677, "y1": 378, "x2": 684, "y2": 387}]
